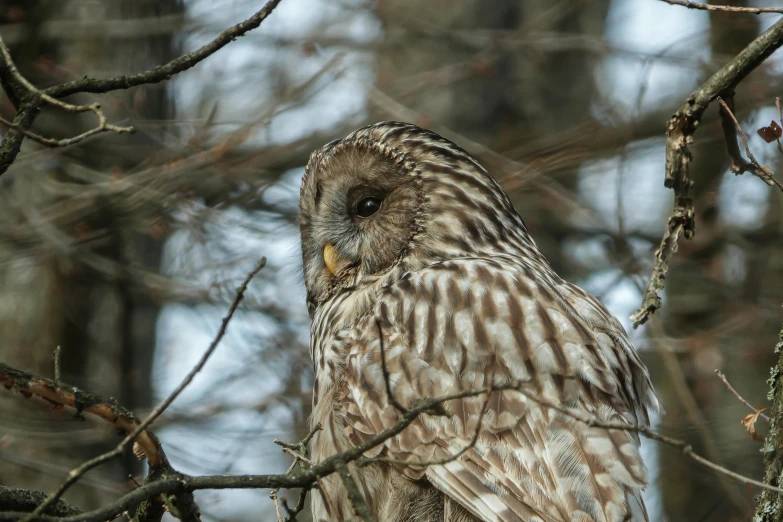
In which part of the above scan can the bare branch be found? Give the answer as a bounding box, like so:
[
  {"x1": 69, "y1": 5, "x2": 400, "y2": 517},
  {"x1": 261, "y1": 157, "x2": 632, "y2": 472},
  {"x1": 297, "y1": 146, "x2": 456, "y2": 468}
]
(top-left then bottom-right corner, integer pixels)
[
  {"x1": 3, "y1": 375, "x2": 783, "y2": 521},
  {"x1": 280, "y1": 489, "x2": 309, "y2": 522},
  {"x1": 376, "y1": 319, "x2": 407, "y2": 413},
  {"x1": 718, "y1": 96, "x2": 783, "y2": 190},
  {"x1": 632, "y1": 16, "x2": 783, "y2": 327},
  {"x1": 138, "y1": 257, "x2": 266, "y2": 432},
  {"x1": 0, "y1": 37, "x2": 135, "y2": 147},
  {"x1": 12, "y1": 257, "x2": 266, "y2": 522},
  {"x1": 43, "y1": 0, "x2": 284, "y2": 100},
  {"x1": 660, "y1": 0, "x2": 783, "y2": 14},
  {"x1": 715, "y1": 369, "x2": 770, "y2": 421},
  {"x1": 0, "y1": 363, "x2": 165, "y2": 467},
  {"x1": 0, "y1": 488, "x2": 80, "y2": 518},
  {"x1": 273, "y1": 426, "x2": 319, "y2": 522},
  {"x1": 0, "y1": 0, "x2": 285, "y2": 176},
  {"x1": 336, "y1": 463, "x2": 377, "y2": 522},
  {"x1": 510, "y1": 387, "x2": 783, "y2": 496},
  {"x1": 0, "y1": 385, "x2": 502, "y2": 522},
  {"x1": 269, "y1": 490, "x2": 284, "y2": 522},
  {"x1": 51, "y1": 346, "x2": 61, "y2": 386}
]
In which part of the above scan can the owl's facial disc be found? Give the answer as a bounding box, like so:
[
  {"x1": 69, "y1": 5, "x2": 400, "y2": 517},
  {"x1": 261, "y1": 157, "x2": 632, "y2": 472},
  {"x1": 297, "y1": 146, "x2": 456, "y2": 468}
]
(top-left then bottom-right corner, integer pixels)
[{"x1": 300, "y1": 141, "x2": 421, "y2": 312}]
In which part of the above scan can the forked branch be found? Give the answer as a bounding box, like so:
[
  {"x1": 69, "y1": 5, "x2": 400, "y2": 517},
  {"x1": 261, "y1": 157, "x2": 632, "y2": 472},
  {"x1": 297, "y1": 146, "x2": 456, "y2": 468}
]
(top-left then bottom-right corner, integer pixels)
[{"x1": 631, "y1": 15, "x2": 783, "y2": 327}]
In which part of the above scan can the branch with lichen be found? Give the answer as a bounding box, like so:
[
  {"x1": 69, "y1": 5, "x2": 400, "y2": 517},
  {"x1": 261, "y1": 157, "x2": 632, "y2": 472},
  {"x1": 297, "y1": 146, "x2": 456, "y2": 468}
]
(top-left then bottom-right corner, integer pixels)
[
  {"x1": 632, "y1": 14, "x2": 783, "y2": 328},
  {"x1": 753, "y1": 318, "x2": 783, "y2": 521}
]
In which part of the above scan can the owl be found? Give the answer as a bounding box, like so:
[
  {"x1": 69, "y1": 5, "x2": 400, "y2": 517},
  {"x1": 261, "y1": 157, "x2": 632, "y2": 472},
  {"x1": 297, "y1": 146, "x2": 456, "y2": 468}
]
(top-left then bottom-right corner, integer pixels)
[{"x1": 299, "y1": 122, "x2": 660, "y2": 522}]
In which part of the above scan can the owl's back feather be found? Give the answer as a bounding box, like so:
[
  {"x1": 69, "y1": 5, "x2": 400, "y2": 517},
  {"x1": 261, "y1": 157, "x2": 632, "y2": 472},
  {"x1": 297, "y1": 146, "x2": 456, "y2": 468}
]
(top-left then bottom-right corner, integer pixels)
[{"x1": 309, "y1": 255, "x2": 657, "y2": 521}]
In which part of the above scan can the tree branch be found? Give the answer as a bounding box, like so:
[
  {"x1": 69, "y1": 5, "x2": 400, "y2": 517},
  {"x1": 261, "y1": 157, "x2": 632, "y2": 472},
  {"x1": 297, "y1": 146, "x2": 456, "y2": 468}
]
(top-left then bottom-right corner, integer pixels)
[
  {"x1": 0, "y1": 362, "x2": 165, "y2": 467},
  {"x1": 754, "y1": 315, "x2": 783, "y2": 520},
  {"x1": 0, "y1": 0, "x2": 284, "y2": 176},
  {"x1": 660, "y1": 0, "x2": 783, "y2": 14},
  {"x1": 715, "y1": 369, "x2": 770, "y2": 421},
  {"x1": 3, "y1": 373, "x2": 783, "y2": 521},
  {"x1": 717, "y1": 95, "x2": 783, "y2": 190},
  {"x1": 0, "y1": 489, "x2": 79, "y2": 519},
  {"x1": 43, "y1": 0, "x2": 283, "y2": 100},
  {"x1": 631, "y1": 16, "x2": 783, "y2": 327},
  {"x1": 0, "y1": 101, "x2": 41, "y2": 175},
  {"x1": 8, "y1": 258, "x2": 265, "y2": 522},
  {"x1": 0, "y1": 36, "x2": 136, "y2": 150},
  {"x1": 0, "y1": 384, "x2": 504, "y2": 522}
]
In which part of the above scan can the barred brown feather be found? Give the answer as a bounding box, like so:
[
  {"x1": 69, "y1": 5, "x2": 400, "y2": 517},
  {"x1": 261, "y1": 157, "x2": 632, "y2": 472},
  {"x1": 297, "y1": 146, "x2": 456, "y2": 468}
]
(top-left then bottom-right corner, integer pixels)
[{"x1": 299, "y1": 122, "x2": 660, "y2": 522}]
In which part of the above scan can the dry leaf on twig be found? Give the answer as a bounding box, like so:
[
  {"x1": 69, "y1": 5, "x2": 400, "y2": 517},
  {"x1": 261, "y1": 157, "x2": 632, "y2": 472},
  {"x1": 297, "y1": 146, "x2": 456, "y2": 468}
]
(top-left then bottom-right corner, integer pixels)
[
  {"x1": 757, "y1": 121, "x2": 782, "y2": 143},
  {"x1": 741, "y1": 408, "x2": 766, "y2": 441}
]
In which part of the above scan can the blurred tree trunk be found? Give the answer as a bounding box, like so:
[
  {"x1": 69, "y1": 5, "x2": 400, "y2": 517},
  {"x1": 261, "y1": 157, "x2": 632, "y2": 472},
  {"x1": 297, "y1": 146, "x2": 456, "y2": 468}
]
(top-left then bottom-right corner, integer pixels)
[
  {"x1": 372, "y1": 0, "x2": 610, "y2": 274},
  {"x1": 0, "y1": 0, "x2": 181, "y2": 511},
  {"x1": 651, "y1": 3, "x2": 782, "y2": 520}
]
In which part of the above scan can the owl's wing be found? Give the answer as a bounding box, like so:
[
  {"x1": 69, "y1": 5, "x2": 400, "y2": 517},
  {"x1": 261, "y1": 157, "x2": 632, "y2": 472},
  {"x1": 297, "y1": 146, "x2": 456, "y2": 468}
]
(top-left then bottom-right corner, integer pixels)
[{"x1": 342, "y1": 257, "x2": 659, "y2": 522}]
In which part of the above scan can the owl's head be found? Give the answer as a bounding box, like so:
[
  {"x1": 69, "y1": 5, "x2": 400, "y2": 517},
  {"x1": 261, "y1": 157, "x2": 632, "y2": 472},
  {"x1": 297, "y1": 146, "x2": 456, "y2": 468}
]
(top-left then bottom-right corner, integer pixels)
[{"x1": 299, "y1": 121, "x2": 537, "y2": 315}]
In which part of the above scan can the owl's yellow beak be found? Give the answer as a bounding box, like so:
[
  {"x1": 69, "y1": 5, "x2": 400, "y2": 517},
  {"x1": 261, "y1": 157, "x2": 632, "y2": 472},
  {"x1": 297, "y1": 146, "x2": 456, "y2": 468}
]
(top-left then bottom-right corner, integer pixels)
[{"x1": 323, "y1": 242, "x2": 345, "y2": 275}]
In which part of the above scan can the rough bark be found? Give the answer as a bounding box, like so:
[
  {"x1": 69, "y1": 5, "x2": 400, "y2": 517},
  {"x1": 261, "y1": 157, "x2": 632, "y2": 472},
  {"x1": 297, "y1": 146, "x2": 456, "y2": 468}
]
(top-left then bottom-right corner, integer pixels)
[{"x1": 755, "y1": 323, "x2": 783, "y2": 521}]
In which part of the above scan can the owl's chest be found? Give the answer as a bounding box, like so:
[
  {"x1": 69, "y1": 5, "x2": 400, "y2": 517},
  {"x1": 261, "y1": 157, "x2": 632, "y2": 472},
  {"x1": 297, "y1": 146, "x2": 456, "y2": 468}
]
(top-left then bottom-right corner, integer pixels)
[
  {"x1": 309, "y1": 324, "x2": 351, "y2": 447},
  {"x1": 309, "y1": 302, "x2": 376, "y2": 521},
  {"x1": 309, "y1": 281, "x2": 383, "y2": 401}
]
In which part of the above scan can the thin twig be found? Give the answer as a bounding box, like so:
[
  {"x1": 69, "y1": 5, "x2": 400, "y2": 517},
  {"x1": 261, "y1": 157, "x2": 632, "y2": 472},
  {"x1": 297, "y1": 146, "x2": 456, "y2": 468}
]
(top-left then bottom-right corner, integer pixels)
[
  {"x1": 18, "y1": 258, "x2": 266, "y2": 522},
  {"x1": 274, "y1": 423, "x2": 320, "y2": 456},
  {"x1": 281, "y1": 448, "x2": 314, "y2": 466},
  {"x1": 52, "y1": 346, "x2": 61, "y2": 386},
  {"x1": 336, "y1": 462, "x2": 377, "y2": 522},
  {"x1": 139, "y1": 256, "x2": 266, "y2": 431},
  {"x1": 660, "y1": 0, "x2": 783, "y2": 13},
  {"x1": 718, "y1": 96, "x2": 783, "y2": 190},
  {"x1": 776, "y1": 97, "x2": 783, "y2": 154},
  {"x1": 0, "y1": 38, "x2": 85, "y2": 113},
  {"x1": 0, "y1": 116, "x2": 65, "y2": 146},
  {"x1": 0, "y1": 36, "x2": 135, "y2": 147},
  {"x1": 269, "y1": 490, "x2": 284, "y2": 522},
  {"x1": 376, "y1": 319, "x2": 406, "y2": 413},
  {"x1": 273, "y1": 425, "x2": 319, "y2": 522},
  {"x1": 715, "y1": 369, "x2": 770, "y2": 421},
  {"x1": 45, "y1": 0, "x2": 284, "y2": 100},
  {"x1": 360, "y1": 383, "x2": 494, "y2": 469},
  {"x1": 0, "y1": 0, "x2": 285, "y2": 175},
  {"x1": 281, "y1": 489, "x2": 309, "y2": 522}
]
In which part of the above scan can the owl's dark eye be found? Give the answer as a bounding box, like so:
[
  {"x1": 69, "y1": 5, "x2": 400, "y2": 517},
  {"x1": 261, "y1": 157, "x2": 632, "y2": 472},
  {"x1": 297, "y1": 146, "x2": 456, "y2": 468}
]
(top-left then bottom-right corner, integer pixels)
[{"x1": 356, "y1": 196, "x2": 382, "y2": 218}]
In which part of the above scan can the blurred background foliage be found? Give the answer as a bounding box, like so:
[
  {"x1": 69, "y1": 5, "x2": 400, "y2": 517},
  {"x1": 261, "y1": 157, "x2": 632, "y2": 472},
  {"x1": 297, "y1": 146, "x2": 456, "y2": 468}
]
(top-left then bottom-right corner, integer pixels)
[{"x1": 1, "y1": 1, "x2": 783, "y2": 521}]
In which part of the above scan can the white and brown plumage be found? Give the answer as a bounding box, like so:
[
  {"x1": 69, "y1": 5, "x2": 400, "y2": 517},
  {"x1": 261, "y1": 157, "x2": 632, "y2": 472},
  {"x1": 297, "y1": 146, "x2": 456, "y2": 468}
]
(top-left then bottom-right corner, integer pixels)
[{"x1": 299, "y1": 122, "x2": 660, "y2": 522}]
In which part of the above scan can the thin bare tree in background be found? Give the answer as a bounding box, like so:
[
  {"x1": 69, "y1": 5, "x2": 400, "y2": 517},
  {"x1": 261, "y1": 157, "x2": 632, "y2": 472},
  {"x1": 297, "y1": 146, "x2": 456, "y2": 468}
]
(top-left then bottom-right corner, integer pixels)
[{"x1": 0, "y1": 0, "x2": 182, "y2": 511}]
